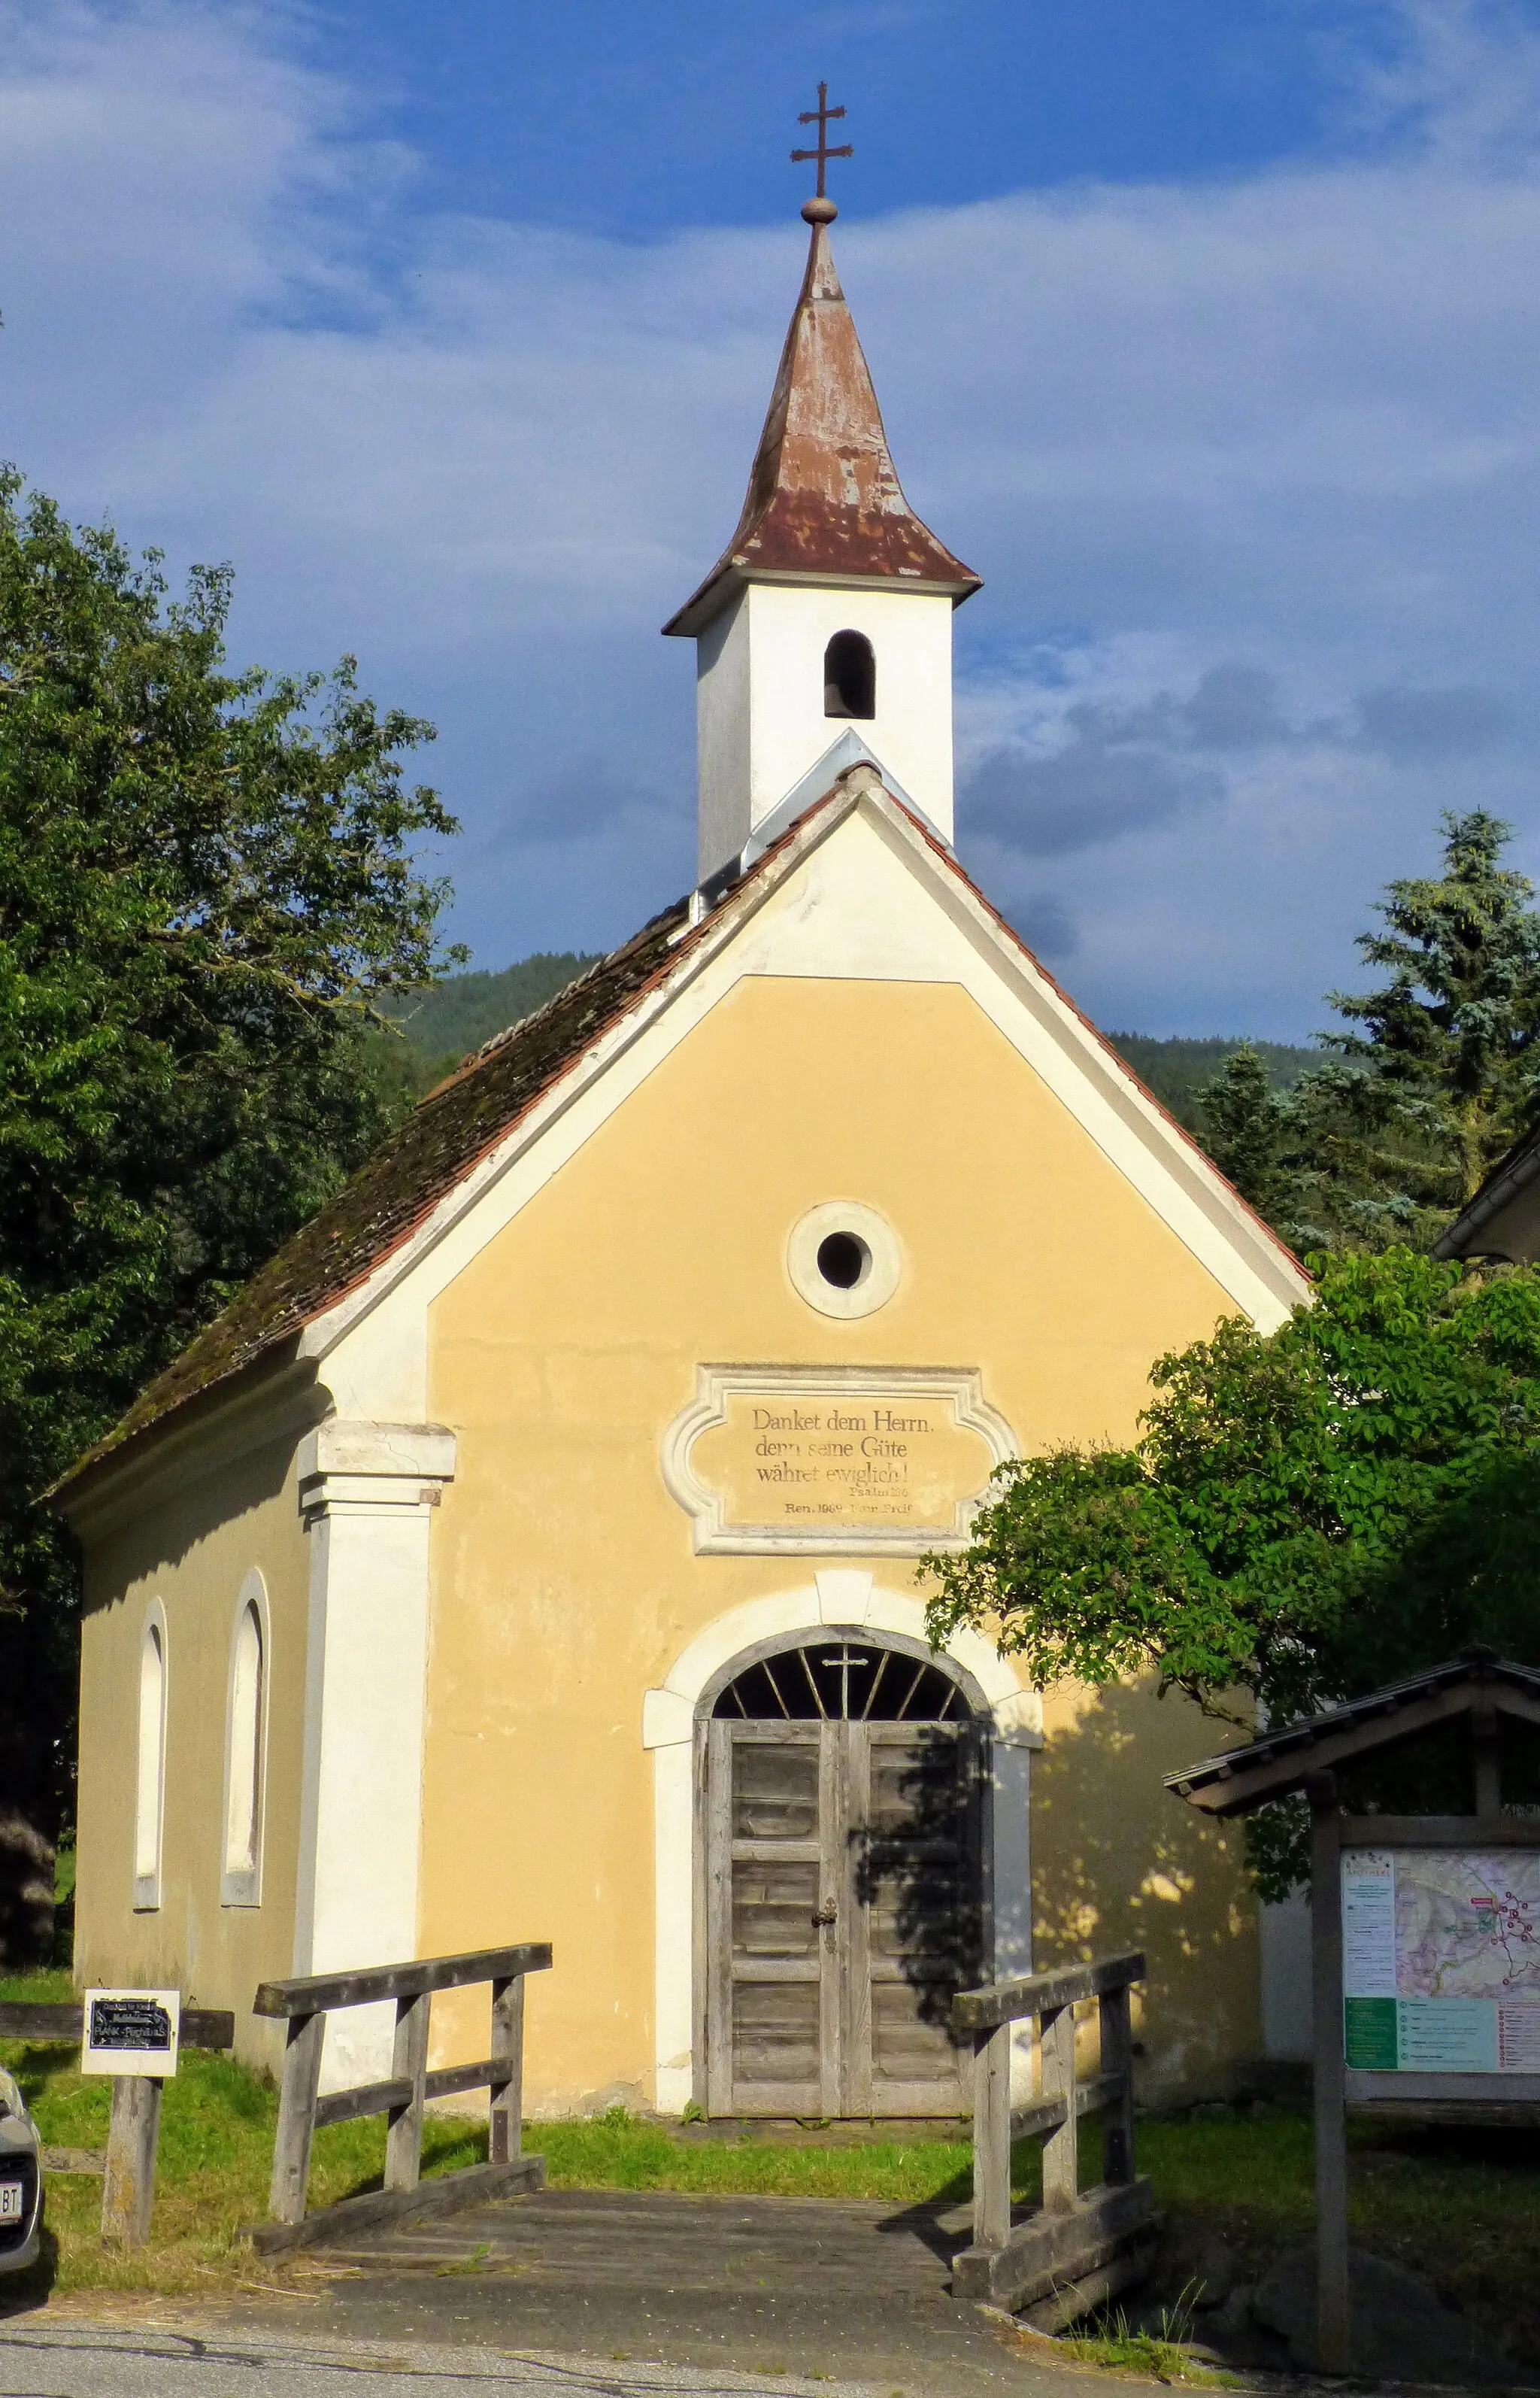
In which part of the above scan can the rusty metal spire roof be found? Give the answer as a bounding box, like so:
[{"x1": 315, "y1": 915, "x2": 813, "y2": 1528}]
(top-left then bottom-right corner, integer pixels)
[{"x1": 663, "y1": 92, "x2": 981, "y2": 637}]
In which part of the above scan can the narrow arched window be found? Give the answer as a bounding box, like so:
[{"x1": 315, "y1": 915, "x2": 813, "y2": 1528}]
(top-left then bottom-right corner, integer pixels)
[
  {"x1": 134, "y1": 1614, "x2": 166, "y2": 1908},
  {"x1": 222, "y1": 1581, "x2": 265, "y2": 1905},
  {"x1": 823, "y1": 630, "x2": 876, "y2": 720}
]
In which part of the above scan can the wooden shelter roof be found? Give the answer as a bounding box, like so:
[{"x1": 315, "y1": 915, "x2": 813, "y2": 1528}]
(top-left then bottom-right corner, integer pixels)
[{"x1": 1166, "y1": 1652, "x2": 1540, "y2": 1817}]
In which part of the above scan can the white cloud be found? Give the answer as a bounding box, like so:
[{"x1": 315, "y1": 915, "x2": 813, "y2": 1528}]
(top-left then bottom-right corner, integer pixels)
[{"x1": 2, "y1": 0, "x2": 1539, "y2": 1030}]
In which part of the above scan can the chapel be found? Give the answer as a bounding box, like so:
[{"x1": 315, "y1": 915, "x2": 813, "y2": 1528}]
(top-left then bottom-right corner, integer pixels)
[{"x1": 60, "y1": 132, "x2": 1310, "y2": 2117}]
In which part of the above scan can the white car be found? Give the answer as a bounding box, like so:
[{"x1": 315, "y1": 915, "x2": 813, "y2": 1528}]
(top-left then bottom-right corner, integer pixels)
[{"x1": 0, "y1": 2067, "x2": 41, "y2": 2273}]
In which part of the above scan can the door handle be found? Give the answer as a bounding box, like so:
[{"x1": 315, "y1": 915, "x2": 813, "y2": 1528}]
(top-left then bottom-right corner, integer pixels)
[{"x1": 813, "y1": 1900, "x2": 838, "y2": 1924}]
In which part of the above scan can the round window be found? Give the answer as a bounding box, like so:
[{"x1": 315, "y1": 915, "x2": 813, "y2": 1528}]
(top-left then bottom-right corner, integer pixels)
[
  {"x1": 816, "y1": 1231, "x2": 869, "y2": 1290},
  {"x1": 787, "y1": 1202, "x2": 900, "y2": 1319}
]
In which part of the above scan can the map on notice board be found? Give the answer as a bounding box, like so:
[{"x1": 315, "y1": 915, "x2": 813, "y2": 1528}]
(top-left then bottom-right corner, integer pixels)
[{"x1": 1342, "y1": 1848, "x2": 1540, "y2": 2072}]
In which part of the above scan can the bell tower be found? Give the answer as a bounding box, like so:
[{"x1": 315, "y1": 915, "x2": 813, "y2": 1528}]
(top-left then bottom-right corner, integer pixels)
[{"x1": 664, "y1": 89, "x2": 981, "y2": 888}]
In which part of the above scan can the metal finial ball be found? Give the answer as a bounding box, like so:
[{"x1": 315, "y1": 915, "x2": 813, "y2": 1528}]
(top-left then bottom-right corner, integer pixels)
[{"x1": 802, "y1": 196, "x2": 838, "y2": 225}]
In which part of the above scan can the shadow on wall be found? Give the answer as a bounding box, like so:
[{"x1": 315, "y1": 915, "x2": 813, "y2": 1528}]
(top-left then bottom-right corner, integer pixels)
[{"x1": 1029, "y1": 1678, "x2": 1260, "y2": 2108}]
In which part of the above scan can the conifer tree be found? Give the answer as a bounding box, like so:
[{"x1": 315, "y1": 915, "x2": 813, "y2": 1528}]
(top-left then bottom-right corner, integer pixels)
[{"x1": 1199, "y1": 812, "x2": 1540, "y2": 1251}]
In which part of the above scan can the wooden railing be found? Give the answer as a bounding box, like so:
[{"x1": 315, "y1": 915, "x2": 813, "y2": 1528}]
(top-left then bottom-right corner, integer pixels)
[
  {"x1": 248, "y1": 1939, "x2": 552, "y2": 2254},
  {"x1": 949, "y1": 1949, "x2": 1156, "y2": 2325},
  {"x1": 0, "y1": 1999, "x2": 235, "y2": 2248}
]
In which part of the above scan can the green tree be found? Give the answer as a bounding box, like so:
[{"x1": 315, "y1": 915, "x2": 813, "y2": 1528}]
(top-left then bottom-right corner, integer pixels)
[
  {"x1": 1197, "y1": 812, "x2": 1540, "y2": 1252},
  {"x1": 924, "y1": 1248, "x2": 1540, "y2": 1892},
  {"x1": 0, "y1": 471, "x2": 463, "y2": 1954}
]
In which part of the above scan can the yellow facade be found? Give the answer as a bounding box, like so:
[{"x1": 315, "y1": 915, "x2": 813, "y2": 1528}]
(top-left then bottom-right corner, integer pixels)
[
  {"x1": 415, "y1": 975, "x2": 1258, "y2": 2108},
  {"x1": 74, "y1": 1414, "x2": 314, "y2": 2078},
  {"x1": 72, "y1": 824, "x2": 1293, "y2": 2114}
]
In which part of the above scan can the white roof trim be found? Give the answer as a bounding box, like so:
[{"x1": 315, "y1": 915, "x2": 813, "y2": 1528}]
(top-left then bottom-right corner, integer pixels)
[{"x1": 293, "y1": 784, "x2": 1305, "y2": 1365}]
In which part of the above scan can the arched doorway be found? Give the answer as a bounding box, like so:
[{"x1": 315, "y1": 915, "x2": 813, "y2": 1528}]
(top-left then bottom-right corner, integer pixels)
[{"x1": 697, "y1": 1629, "x2": 986, "y2": 2117}]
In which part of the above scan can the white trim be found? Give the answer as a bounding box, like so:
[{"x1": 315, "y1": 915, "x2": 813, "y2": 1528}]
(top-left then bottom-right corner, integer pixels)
[
  {"x1": 659, "y1": 1363, "x2": 1017, "y2": 1556},
  {"x1": 297, "y1": 1420, "x2": 457, "y2": 1484},
  {"x1": 291, "y1": 1422, "x2": 456, "y2": 2093},
  {"x1": 739, "y1": 733, "x2": 944, "y2": 870},
  {"x1": 220, "y1": 1569, "x2": 271, "y2": 1908},
  {"x1": 132, "y1": 1600, "x2": 169, "y2": 1913},
  {"x1": 644, "y1": 1578, "x2": 1039, "y2": 2114},
  {"x1": 297, "y1": 789, "x2": 1307, "y2": 1407},
  {"x1": 62, "y1": 785, "x2": 1308, "y2": 1524},
  {"x1": 786, "y1": 1200, "x2": 902, "y2": 1321}
]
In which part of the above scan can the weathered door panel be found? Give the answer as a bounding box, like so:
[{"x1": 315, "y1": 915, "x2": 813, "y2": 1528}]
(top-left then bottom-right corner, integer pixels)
[
  {"x1": 856, "y1": 1723, "x2": 983, "y2": 2114},
  {"x1": 705, "y1": 1722, "x2": 830, "y2": 2116},
  {"x1": 705, "y1": 1711, "x2": 983, "y2": 2117}
]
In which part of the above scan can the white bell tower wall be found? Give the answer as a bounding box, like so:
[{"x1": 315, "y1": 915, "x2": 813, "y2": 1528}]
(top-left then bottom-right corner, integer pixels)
[{"x1": 696, "y1": 580, "x2": 956, "y2": 882}]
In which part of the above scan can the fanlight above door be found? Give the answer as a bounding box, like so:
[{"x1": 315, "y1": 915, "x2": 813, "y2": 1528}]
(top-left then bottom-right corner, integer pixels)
[
  {"x1": 712, "y1": 1638, "x2": 970, "y2": 1723},
  {"x1": 701, "y1": 1631, "x2": 984, "y2": 2118}
]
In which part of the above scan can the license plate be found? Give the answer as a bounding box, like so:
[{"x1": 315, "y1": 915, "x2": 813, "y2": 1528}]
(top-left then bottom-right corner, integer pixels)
[{"x1": 0, "y1": 2182, "x2": 22, "y2": 2223}]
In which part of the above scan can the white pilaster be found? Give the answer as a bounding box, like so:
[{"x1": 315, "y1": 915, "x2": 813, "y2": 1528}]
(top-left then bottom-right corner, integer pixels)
[{"x1": 292, "y1": 1420, "x2": 456, "y2": 2091}]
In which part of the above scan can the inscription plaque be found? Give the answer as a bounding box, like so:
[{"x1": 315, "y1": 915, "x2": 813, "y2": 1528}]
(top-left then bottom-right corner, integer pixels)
[
  {"x1": 662, "y1": 1366, "x2": 1016, "y2": 1555},
  {"x1": 81, "y1": 1987, "x2": 181, "y2": 2077}
]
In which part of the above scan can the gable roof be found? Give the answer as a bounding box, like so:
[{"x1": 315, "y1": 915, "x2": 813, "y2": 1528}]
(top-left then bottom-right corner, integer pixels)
[
  {"x1": 1434, "y1": 1121, "x2": 1540, "y2": 1264},
  {"x1": 55, "y1": 775, "x2": 1307, "y2": 1499},
  {"x1": 662, "y1": 217, "x2": 981, "y2": 639},
  {"x1": 1166, "y1": 1651, "x2": 1540, "y2": 1817},
  {"x1": 55, "y1": 894, "x2": 689, "y2": 1489}
]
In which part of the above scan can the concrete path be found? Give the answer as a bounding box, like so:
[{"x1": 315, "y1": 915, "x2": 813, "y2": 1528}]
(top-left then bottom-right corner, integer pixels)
[
  {"x1": 0, "y1": 2317, "x2": 1060, "y2": 2398},
  {"x1": 0, "y1": 2308, "x2": 1096, "y2": 2398},
  {"x1": 0, "y1": 2187, "x2": 1106, "y2": 2398},
  {"x1": 256, "y1": 2184, "x2": 1082, "y2": 2396}
]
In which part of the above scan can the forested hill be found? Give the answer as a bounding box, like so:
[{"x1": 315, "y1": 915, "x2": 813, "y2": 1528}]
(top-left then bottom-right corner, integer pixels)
[
  {"x1": 378, "y1": 954, "x2": 1317, "y2": 1123},
  {"x1": 378, "y1": 952, "x2": 603, "y2": 1087},
  {"x1": 1110, "y1": 1034, "x2": 1317, "y2": 1132}
]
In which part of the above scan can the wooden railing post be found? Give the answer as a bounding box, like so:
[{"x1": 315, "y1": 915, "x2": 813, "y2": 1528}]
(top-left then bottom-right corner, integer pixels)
[
  {"x1": 1099, "y1": 1980, "x2": 1135, "y2": 2186},
  {"x1": 1310, "y1": 1777, "x2": 1351, "y2": 2375},
  {"x1": 950, "y1": 1951, "x2": 1152, "y2": 2318},
  {"x1": 269, "y1": 2011, "x2": 325, "y2": 2225},
  {"x1": 1039, "y1": 2001, "x2": 1078, "y2": 2215},
  {"x1": 971, "y1": 2019, "x2": 1012, "y2": 2251},
  {"x1": 489, "y1": 1973, "x2": 524, "y2": 2166},
  {"x1": 100, "y1": 2075, "x2": 163, "y2": 2246},
  {"x1": 384, "y1": 1990, "x2": 432, "y2": 2193}
]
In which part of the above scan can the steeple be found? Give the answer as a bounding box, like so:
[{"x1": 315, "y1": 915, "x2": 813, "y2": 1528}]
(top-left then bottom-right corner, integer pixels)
[
  {"x1": 663, "y1": 216, "x2": 981, "y2": 639},
  {"x1": 667, "y1": 92, "x2": 981, "y2": 885}
]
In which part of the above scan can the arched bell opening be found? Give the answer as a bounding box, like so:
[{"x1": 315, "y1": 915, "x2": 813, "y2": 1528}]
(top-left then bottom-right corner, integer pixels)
[
  {"x1": 823, "y1": 629, "x2": 876, "y2": 719},
  {"x1": 696, "y1": 1626, "x2": 986, "y2": 2118}
]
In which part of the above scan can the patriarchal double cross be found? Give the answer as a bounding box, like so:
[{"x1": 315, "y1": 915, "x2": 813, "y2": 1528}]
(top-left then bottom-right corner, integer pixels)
[{"x1": 792, "y1": 82, "x2": 853, "y2": 202}]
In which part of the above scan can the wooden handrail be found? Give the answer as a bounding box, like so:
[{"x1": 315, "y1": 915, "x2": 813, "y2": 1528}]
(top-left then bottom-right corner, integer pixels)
[
  {"x1": 253, "y1": 1941, "x2": 551, "y2": 2019},
  {"x1": 259, "y1": 1940, "x2": 550, "y2": 2248},
  {"x1": 950, "y1": 1948, "x2": 1144, "y2": 2035},
  {"x1": 952, "y1": 1947, "x2": 1150, "y2": 2313},
  {"x1": 0, "y1": 2002, "x2": 235, "y2": 2047},
  {"x1": 311, "y1": 2053, "x2": 517, "y2": 2132}
]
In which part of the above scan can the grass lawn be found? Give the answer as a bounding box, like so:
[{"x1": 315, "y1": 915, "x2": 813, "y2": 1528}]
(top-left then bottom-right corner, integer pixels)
[{"x1": 3, "y1": 1973, "x2": 1537, "y2": 2363}]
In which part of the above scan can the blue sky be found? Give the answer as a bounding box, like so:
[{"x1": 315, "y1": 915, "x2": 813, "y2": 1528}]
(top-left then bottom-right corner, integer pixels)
[
  {"x1": 302, "y1": 1, "x2": 1378, "y2": 232},
  {"x1": 2, "y1": 1, "x2": 1539, "y2": 1035}
]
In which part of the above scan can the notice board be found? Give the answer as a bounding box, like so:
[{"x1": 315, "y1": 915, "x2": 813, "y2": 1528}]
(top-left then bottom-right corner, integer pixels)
[{"x1": 1341, "y1": 1848, "x2": 1540, "y2": 2073}]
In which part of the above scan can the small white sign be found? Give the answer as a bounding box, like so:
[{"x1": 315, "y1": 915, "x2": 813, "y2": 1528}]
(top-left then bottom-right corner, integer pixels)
[{"x1": 81, "y1": 1988, "x2": 180, "y2": 2078}]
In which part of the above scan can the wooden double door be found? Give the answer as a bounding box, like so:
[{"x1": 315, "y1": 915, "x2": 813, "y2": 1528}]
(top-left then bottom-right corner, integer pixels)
[{"x1": 702, "y1": 1717, "x2": 984, "y2": 2116}]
